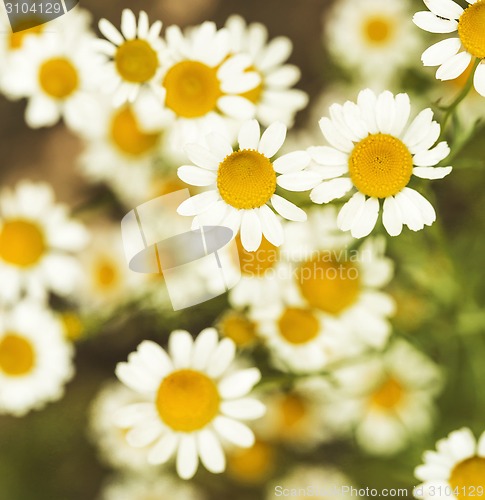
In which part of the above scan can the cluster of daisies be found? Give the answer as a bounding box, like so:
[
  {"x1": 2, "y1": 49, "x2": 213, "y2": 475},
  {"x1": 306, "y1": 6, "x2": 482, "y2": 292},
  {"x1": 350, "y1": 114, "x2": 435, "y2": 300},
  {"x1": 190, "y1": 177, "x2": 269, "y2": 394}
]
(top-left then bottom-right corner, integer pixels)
[{"x1": 0, "y1": 0, "x2": 484, "y2": 497}]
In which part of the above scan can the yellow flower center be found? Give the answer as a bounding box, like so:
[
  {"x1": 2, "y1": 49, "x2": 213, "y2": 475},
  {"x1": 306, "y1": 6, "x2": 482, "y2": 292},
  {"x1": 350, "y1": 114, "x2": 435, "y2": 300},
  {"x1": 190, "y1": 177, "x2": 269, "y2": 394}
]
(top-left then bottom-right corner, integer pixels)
[
  {"x1": 227, "y1": 439, "x2": 275, "y2": 484},
  {"x1": 296, "y1": 255, "x2": 361, "y2": 315},
  {"x1": 218, "y1": 310, "x2": 258, "y2": 347},
  {"x1": 370, "y1": 377, "x2": 404, "y2": 409},
  {"x1": 449, "y1": 457, "x2": 485, "y2": 495},
  {"x1": 0, "y1": 219, "x2": 46, "y2": 267},
  {"x1": 94, "y1": 257, "x2": 119, "y2": 290},
  {"x1": 109, "y1": 106, "x2": 159, "y2": 156},
  {"x1": 278, "y1": 307, "x2": 320, "y2": 345},
  {"x1": 156, "y1": 369, "x2": 220, "y2": 432},
  {"x1": 115, "y1": 39, "x2": 158, "y2": 83},
  {"x1": 217, "y1": 149, "x2": 276, "y2": 210},
  {"x1": 236, "y1": 235, "x2": 279, "y2": 276},
  {"x1": 163, "y1": 60, "x2": 222, "y2": 118},
  {"x1": 278, "y1": 393, "x2": 307, "y2": 430},
  {"x1": 9, "y1": 22, "x2": 44, "y2": 49},
  {"x1": 458, "y1": 1, "x2": 485, "y2": 59},
  {"x1": 240, "y1": 66, "x2": 263, "y2": 104},
  {"x1": 60, "y1": 312, "x2": 84, "y2": 342},
  {"x1": 349, "y1": 133, "x2": 413, "y2": 198},
  {"x1": 38, "y1": 57, "x2": 79, "y2": 99},
  {"x1": 0, "y1": 333, "x2": 35, "y2": 376},
  {"x1": 363, "y1": 16, "x2": 394, "y2": 44}
]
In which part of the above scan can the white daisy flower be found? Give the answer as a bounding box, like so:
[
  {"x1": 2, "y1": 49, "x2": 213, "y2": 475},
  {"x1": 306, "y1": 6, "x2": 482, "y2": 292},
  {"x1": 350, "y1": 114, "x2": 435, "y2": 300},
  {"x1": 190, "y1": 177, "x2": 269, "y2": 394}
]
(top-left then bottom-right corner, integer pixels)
[
  {"x1": 0, "y1": 301, "x2": 74, "y2": 416},
  {"x1": 330, "y1": 339, "x2": 443, "y2": 456},
  {"x1": 281, "y1": 89, "x2": 452, "y2": 237},
  {"x1": 414, "y1": 427, "x2": 485, "y2": 499},
  {"x1": 177, "y1": 119, "x2": 308, "y2": 252},
  {"x1": 413, "y1": 0, "x2": 485, "y2": 97},
  {"x1": 325, "y1": 0, "x2": 421, "y2": 85},
  {"x1": 101, "y1": 474, "x2": 203, "y2": 500},
  {"x1": 134, "y1": 21, "x2": 261, "y2": 150},
  {"x1": 114, "y1": 329, "x2": 265, "y2": 479},
  {"x1": 95, "y1": 9, "x2": 165, "y2": 105},
  {"x1": 0, "y1": 181, "x2": 88, "y2": 304},
  {"x1": 225, "y1": 15, "x2": 308, "y2": 127},
  {"x1": 1, "y1": 30, "x2": 98, "y2": 129}
]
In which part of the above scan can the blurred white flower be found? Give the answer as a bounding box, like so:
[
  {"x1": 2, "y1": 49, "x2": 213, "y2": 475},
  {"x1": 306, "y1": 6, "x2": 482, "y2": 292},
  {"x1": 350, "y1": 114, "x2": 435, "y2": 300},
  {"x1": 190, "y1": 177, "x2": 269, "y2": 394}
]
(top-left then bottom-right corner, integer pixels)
[
  {"x1": 0, "y1": 181, "x2": 88, "y2": 304},
  {"x1": 114, "y1": 329, "x2": 265, "y2": 479},
  {"x1": 0, "y1": 301, "x2": 74, "y2": 416}
]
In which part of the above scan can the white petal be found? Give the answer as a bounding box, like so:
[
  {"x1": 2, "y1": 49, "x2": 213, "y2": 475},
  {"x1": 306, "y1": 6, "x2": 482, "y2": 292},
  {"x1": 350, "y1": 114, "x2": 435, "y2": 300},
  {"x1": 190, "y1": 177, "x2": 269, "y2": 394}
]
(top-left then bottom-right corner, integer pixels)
[
  {"x1": 375, "y1": 91, "x2": 395, "y2": 134},
  {"x1": 391, "y1": 93, "x2": 411, "y2": 137},
  {"x1": 148, "y1": 433, "x2": 179, "y2": 465},
  {"x1": 137, "y1": 340, "x2": 173, "y2": 378},
  {"x1": 218, "y1": 96, "x2": 256, "y2": 120},
  {"x1": 258, "y1": 37, "x2": 292, "y2": 71},
  {"x1": 478, "y1": 430, "x2": 485, "y2": 456},
  {"x1": 273, "y1": 151, "x2": 310, "y2": 174},
  {"x1": 240, "y1": 210, "x2": 263, "y2": 252},
  {"x1": 436, "y1": 51, "x2": 472, "y2": 81},
  {"x1": 265, "y1": 65, "x2": 300, "y2": 88},
  {"x1": 413, "y1": 142, "x2": 450, "y2": 167},
  {"x1": 401, "y1": 188, "x2": 436, "y2": 226},
  {"x1": 474, "y1": 62, "x2": 485, "y2": 97},
  {"x1": 402, "y1": 108, "x2": 434, "y2": 147},
  {"x1": 205, "y1": 132, "x2": 233, "y2": 162},
  {"x1": 423, "y1": 0, "x2": 463, "y2": 20},
  {"x1": 218, "y1": 368, "x2": 262, "y2": 399},
  {"x1": 382, "y1": 196, "x2": 403, "y2": 236},
  {"x1": 271, "y1": 194, "x2": 306, "y2": 221},
  {"x1": 126, "y1": 421, "x2": 163, "y2": 447},
  {"x1": 218, "y1": 54, "x2": 252, "y2": 80},
  {"x1": 421, "y1": 38, "x2": 462, "y2": 67},
  {"x1": 308, "y1": 146, "x2": 348, "y2": 166},
  {"x1": 277, "y1": 171, "x2": 323, "y2": 192},
  {"x1": 121, "y1": 8, "x2": 137, "y2": 39},
  {"x1": 319, "y1": 117, "x2": 354, "y2": 153},
  {"x1": 177, "y1": 191, "x2": 220, "y2": 216},
  {"x1": 197, "y1": 429, "x2": 226, "y2": 473},
  {"x1": 413, "y1": 12, "x2": 458, "y2": 33},
  {"x1": 350, "y1": 197, "x2": 379, "y2": 238},
  {"x1": 25, "y1": 96, "x2": 60, "y2": 128},
  {"x1": 206, "y1": 338, "x2": 236, "y2": 378},
  {"x1": 168, "y1": 330, "x2": 193, "y2": 368},
  {"x1": 220, "y1": 399, "x2": 266, "y2": 420},
  {"x1": 309, "y1": 178, "x2": 353, "y2": 204},
  {"x1": 137, "y1": 11, "x2": 149, "y2": 38},
  {"x1": 258, "y1": 122, "x2": 287, "y2": 158},
  {"x1": 185, "y1": 144, "x2": 220, "y2": 170},
  {"x1": 337, "y1": 192, "x2": 366, "y2": 231},
  {"x1": 413, "y1": 166, "x2": 453, "y2": 179},
  {"x1": 213, "y1": 417, "x2": 255, "y2": 447},
  {"x1": 178, "y1": 166, "x2": 216, "y2": 186},
  {"x1": 113, "y1": 403, "x2": 157, "y2": 428},
  {"x1": 177, "y1": 435, "x2": 199, "y2": 480},
  {"x1": 221, "y1": 72, "x2": 261, "y2": 94},
  {"x1": 357, "y1": 88, "x2": 378, "y2": 134},
  {"x1": 258, "y1": 205, "x2": 284, "y2": 246},
  {"x1": 99, "y1": 19, "x2": 124, "y2": 45},
  {"x1": 238, "y1": 120, "x2": 261, "y2": 150},
  {"x1": 192, "y1": 328, "x2": 219, "y2": 371}
]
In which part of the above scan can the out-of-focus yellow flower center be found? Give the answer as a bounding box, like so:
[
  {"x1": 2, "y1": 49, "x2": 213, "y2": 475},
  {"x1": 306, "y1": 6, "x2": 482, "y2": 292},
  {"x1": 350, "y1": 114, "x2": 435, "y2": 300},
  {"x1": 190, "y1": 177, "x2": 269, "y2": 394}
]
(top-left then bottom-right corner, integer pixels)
[
  {"x1": 449, "y1": 457, "x2": 485, "y2": 495},
  {"x1": 38, "y1": 57, "x2": 79, "y2": 99},
  {"x1": 115, "y1": 39, "x2": 158, "y2": 83},
  {"x1": 0, "y1": 219, "x2": 46, "y2": 267},
  {"x1": 227, "y1": 439, "x2": 275, "y2": 484},
  {"x1": 94, "y1": 257, "x2": 119, "y2": 290},
  {"x1": 156, "y1": 369, "x2": 220, "y2": 432},
  {"x1": 278, "y1": 307, "x2": 319, "y2": 345},
  {"x1": 0, "y1": 333, "x2": 35, "y2": 376},
  {"x1": 110, "y1": 107, "x2": 159, "y2": 156},
  {"x1": 163, "y1": 60, "x2": 221, "y2": 118},
  {"x1": 9, "y1": 22, "x2": 44, "y2": 49},
  {"x1": 278, "y1": 393, "x2": 307, "y2": 430},
  {"x1": 218, "y1": 310, "x2": 258, "y2": 347},
  {"x1": 362, "y1": 16, "x2": 394, "y2": 44},
  {"x1": 370, "y1": 377, "x2": 404, "y2": 409},
  {"x1": 458, "y1": 1, "x2": 485, "y2": 59},
  {"x1": 349, "y1": 133, "x2": 413, "y2": 198},
  {"x1": 60, "y1": 312, "x2": 84, "y2": 342},
  {"x1": 296, "y1": 255, "x2": 360, "y2": 315},
  {"x1": 240, "y1": 66, "x2": 263, "y2": 104},
  {"x1": 236, "y1": 235, "x2": 279, "y2": 276},
  {"x1": 217, "y1": 149, "x2": 276, "y2": 210}
]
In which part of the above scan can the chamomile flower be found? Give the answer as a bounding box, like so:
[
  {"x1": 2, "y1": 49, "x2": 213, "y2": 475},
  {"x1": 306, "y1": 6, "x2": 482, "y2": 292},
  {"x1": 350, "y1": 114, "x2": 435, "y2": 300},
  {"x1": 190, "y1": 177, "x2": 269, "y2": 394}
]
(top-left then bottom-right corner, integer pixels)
[
  {"x1": 326, "y1": 0, "x2": 421, "y2": 85},
  {"x1": 216, "y1": 309, "x2": 259, "y2": 348},
  {"x1": 114, "y1": 329, "x2": 265, "y2": 479},
  {"x1": 134, "y1": 21, "x2": 261, "y2": 150},
  {"x1": 281, "y1": 89, "x2": 452, "y2": 237},
  {"x1": 330, "y1": 340, "x2": 443, "y2": 455},
  {"x1": 414, "y1": 427, "x2": 485, "y2": 498},
  {"x1": 225, "y1": 15, "x2": 308, "y2": 127},
  {"x1": 1, "y1": 31, "x2": 98, "y2": 128},
  {"x1": 95, "y1": 9, "x2": 165, "y2": 105},
  {"x1": 177, "y1": 120, "x2": 308, "y2": 252},
  {"x1": 414, "y1": 0, "x2": 485, "y2": 96},
  {"x1": 0, "y1": 301, "x2": 74, "y2": 416},
  {"x1": 0, "y1": 181, "x2": 88, "y2": 304}
]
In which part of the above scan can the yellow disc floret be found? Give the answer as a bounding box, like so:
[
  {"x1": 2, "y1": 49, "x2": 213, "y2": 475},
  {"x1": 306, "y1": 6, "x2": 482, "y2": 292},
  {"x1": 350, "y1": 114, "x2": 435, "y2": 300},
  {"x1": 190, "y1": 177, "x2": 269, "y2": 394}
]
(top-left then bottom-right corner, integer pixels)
[
  {"x1": 370, "y1": 377, "x2": 404, "y2": 409},
  {"x1": 449, "y1": 457, "x2": 485, "y2": 495},
  {"x1": 349, "y1": 133, "x2": 413, "y2": 198},
  {"x1": 0, "y1": 333, "x2": 35, "y2": 376},
  {"x1": 115, "y1": 39, "x2": 158, "y2": 83},
  {"x1": 458, "y1": 1, "x2": 485, "y2": 59},
  {"x1": 156, "y1": 369, "x2": 220, "y2": 432},
  {"x1": 218, "y1": 310, "x2": 258, "y2": 347},
  {"x1": 278, "y1": 307, "x2": 320, "y2": 345},
  {"x1": 163, "y1": 60, "x2": 221, "y2": 118},
  {"x1": 0, "y1": 219, "x2": 46, "y2": 267},
  {"x1": 217, "y1": 150, "x2": 276, "y2": 210},
  {"x1": 39, "y1": 57, "x2": 79, "y2": 99},
  {"x1": 363, "y1": 16, "x2": 394, "y2": 44},
  {"x1": 296, "y1": 255, "x2": 360, "y2": 315}
]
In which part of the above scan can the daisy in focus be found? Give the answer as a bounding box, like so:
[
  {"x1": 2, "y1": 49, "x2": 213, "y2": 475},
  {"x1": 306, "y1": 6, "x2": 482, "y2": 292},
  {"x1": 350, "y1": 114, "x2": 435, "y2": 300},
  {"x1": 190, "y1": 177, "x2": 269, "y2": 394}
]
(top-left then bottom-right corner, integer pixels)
[
  {"x1": 414, "y1": 427, "x2": 485, "y2": 498},
  {"x1": 225, "y1": 15, "x2": 308, "y2": 127},
  {"x1": 0, "y1": 301, "x2": 74, "y2": 416},
  {"x1": 280, "y1": 89, "x2": 452, "y2": 237},
  {"x1": 177, "y1": 119, "x2": 308, "y2": 252},
  {"x1": 94, "y1": 9, "x2": 165, "y2": 105},
  {"x1": 114, "y1": 329, "x2": 265, "y2": 479},
  {"x1": 413, "y1": 0, "x2": 485, "y2": 96},
  {"x1": 325, "y1": 0, "x2": 421, "y2": 85},
  {"x1": 0, "y1": 181, "x2": 88, "y2": 304}
]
